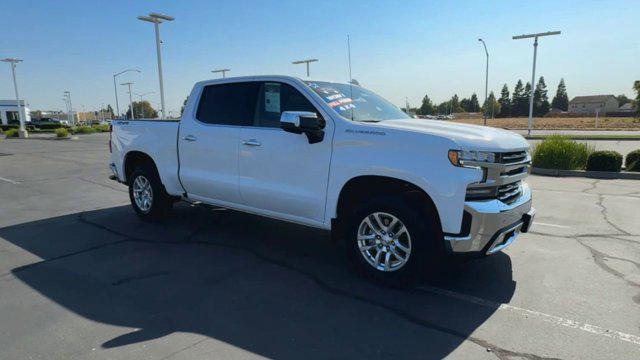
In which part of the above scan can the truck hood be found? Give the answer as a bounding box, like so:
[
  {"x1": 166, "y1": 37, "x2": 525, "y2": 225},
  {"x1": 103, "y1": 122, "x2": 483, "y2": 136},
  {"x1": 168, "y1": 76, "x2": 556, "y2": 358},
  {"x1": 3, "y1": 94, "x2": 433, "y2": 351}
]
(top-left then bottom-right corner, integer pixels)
[{"x1": 375, "y1": 118, "x2": 530, "y2": 152}]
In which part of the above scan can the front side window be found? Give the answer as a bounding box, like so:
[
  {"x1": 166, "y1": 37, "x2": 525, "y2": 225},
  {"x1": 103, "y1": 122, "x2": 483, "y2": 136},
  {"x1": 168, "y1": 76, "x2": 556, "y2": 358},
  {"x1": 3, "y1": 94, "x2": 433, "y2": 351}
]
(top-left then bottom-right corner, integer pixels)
[
  {"x1": 305, "y1": 81, "x2": 409, "y2": 122},
  {"x1": 253, "y1": 82, "x2": 318, "y2": 127},
  {"x1": 196, "y1": 82, "x2": 261, "y2": 126},
  {"x1": 6, "y1": 111, "x2": 20, "y2": 124}
]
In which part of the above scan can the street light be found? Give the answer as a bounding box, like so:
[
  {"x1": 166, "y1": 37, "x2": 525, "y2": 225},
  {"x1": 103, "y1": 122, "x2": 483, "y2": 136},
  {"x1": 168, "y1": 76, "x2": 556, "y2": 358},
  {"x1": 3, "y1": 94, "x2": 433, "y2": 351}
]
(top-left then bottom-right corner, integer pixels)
[
  {"x1": 63, "y1": 91, "x2": 74, "y2": 126},
  {"x1": 134, "y1": 91, "x2": 154, "y2": 118},
  {"x1": 113, "y1": 69, "x2": 140, "y2": 119},
  {"x1": 1, "y1": 58, "x2": 27, "y2": 138},
  {"x1": 513, "y1": 30, "x2": 561, "y2": 135},
  {"x1": 120, "y1": 82, "x2": 135, "y2": 119},
  {"x1": 212, "y1": 69, "x2": 230, "y2": 78},
  {"x1": 292, "y1": 59, "x2": 318, "y2": 77},
  {"x1": 478, "y1": 39, "x2": 489, "y2": 125},
  {"x1": 138, "y1": 12, "x2": 174, "y2": 118}
]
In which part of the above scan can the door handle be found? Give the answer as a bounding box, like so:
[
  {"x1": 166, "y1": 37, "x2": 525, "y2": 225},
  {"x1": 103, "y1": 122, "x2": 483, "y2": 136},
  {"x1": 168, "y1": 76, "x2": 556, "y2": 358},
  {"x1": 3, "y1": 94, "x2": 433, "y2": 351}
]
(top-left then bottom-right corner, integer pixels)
[
  {"x1": 242, "y1": 139, "x2": 261, "y2": 146},
  {"x1": 183, "y1": 135, "x2": 197, "y2": 142}
]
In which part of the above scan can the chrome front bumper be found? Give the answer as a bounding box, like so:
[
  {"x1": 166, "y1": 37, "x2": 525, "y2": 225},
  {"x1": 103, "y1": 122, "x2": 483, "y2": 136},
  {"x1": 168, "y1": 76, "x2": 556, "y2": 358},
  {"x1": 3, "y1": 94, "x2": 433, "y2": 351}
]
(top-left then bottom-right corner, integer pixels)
[{"x1": 445, "y1": 182, "x2": 534, "y2": 255}]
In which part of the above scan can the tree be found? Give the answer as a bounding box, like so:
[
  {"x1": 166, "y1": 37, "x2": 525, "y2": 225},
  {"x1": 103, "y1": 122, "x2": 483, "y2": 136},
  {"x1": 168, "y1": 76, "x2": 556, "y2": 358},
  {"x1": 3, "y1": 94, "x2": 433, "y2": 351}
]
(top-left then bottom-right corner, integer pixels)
[
  {"x1": 512, "y1": 80, "x2": 527, "y2": 117},
  {"x1": 551, "y1": 78, "x2": 569, "y2": 111},
  {"x1": 498, "y1": 84, "x2": 511, "y2": 118},
  {"x1": 469, "y1": 93, "x2": 480, "y2": 112},
  {"x1": 533, "y1": 76, "x2": 550, "y2": 116},
  {"x1": 126, "y1": 101, "x2": 158, "y2": 119},
  {"x1": 482, "y1": 91, "x2": 501, "y2": 119},
  {"x1": 418, "y1": 94, "x2": 435, "y2": 115},
  {"x1": 634, "y1": 80, "x2": 640, "y2": 118},
  {"x1": 450, "y1": 94, "x2": 463, "y2": 113},
  {"x1": 99, "y1": 104, "x2": 115, "y2": 119},
  {"x1": 615, "y1": 94, "x2": 630, "y2": 107}
]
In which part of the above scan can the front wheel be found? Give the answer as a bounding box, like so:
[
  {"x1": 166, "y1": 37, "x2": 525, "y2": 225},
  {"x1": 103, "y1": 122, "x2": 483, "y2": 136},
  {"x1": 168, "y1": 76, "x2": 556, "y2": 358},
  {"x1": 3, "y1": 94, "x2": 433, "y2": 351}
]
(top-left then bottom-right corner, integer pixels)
[
  {"x1": 128, "y1": 166, "x2": 172, "y2": 221},
  {"x1": 344, "y1": 195, "x2": 443, "y2": 286}
]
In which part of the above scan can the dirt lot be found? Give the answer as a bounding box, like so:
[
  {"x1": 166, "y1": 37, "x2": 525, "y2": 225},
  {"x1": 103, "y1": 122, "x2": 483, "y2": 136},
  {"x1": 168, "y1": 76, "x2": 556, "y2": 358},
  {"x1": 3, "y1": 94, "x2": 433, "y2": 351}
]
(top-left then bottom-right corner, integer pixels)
[{"x1": 451, "y1": 117, "x2": 640, "y2": 130}]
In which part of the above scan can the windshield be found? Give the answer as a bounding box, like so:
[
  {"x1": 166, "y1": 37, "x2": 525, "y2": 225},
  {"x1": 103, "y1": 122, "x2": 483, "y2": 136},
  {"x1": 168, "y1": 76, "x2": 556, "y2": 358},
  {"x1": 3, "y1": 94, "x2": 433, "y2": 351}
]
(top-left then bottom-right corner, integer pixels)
[{"x1": 305, "y1": 81, "x2": 410, "y2": 122}]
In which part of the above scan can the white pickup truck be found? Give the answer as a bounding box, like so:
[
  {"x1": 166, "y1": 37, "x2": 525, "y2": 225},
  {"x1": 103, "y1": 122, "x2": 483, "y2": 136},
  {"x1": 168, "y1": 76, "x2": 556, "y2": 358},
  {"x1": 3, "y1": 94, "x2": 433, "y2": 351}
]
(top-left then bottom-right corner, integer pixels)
[{"x1": 109, "y1": 75, "x2": 534, "y2": 283}]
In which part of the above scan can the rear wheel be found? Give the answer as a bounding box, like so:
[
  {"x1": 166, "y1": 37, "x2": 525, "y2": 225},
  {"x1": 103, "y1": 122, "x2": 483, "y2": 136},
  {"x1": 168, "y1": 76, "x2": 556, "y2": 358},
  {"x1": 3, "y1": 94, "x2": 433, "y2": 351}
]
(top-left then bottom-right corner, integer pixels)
[
  {"x1": 344, "y1": 195, "x2": 443, "y2": 286},
  {"x1": 128, "y1": 165, "x2": 172, "y2": 221}
]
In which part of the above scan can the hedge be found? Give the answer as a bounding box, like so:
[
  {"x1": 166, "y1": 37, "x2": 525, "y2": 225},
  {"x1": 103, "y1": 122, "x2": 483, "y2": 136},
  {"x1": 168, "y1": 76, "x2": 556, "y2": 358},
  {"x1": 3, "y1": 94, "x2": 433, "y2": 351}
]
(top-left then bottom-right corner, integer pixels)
[
  {"x1": 532, "y1": 135, "x2": 594, "y2": 170},
  {"x1": 625, "y1": 149, "x2": 640, "y2": 172},
  {"x1": 4, "y1": 128, "x2": 19, "y2": 138},
  {"x1": 71, "y1": 126, "x2": 96, "y2": 134},
  {"x1": 586, "y1": 151, "x2": 623, "y2": 172}
]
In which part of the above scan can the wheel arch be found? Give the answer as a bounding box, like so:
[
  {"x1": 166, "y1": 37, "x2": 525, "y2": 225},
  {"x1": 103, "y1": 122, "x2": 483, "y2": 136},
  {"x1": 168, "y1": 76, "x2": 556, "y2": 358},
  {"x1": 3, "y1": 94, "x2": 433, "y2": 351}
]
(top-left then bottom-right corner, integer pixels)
[
  {"x1": 123, "y1": 151, "x2": 160, "y2": 185},
  {"x1": 333, "y1": 175, "x2": 443, "y2": 235}
]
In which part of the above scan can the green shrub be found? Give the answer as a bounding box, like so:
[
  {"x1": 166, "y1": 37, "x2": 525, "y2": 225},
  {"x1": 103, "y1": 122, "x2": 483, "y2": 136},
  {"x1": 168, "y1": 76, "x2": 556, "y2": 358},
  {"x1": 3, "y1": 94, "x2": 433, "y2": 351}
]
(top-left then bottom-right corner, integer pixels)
[
  {"x1": 4, "y1": 128, "x2": 19, "y2": 138},
  {"x1": 1, "y1": 125, "x2": 18, "y2": 132},
  {"x1": 55, "y1": 128, "x2": 69, "y2": 138},
  {"x1": 586, "y1": 151, "x2": 623, "y2": 172},
  {"x1": 625, "y1": 149, "x2": 640, "y2": 172},
  {"x1": 71, "y1": 125, "x2": 95, "y2": 134},
  {"x1": 532, "y1": 135, "x2": 594, "y2": 170},
  {"x1": 92, "y1": 124, "x2": 110, "y2": 132}
]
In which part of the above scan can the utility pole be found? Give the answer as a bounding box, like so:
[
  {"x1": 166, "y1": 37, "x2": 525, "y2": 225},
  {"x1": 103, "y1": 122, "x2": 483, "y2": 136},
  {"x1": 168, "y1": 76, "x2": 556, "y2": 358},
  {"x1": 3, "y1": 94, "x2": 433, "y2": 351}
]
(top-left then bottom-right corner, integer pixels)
[
  {"x1": 113, "y1": 69, "x2": 140, "y2": 119},
  {"x1": 292, "y1": 59, "x2": 318, "y2": 77},
  {"x1": 212, "y1": 69, "x2": 230, "y2": 78},
  {"x1": 138, "y1": 12, "x2": 174, "y2": 119},
  {"x1": 1, "y1": 58, "x2": 28, "y2": 137},
  {"x1": 120, "y1": 82, "x2": 135, "y2": 119},
  {"x1": 478, "y1": 39, "x2": 489, "y2": 126},
  {"x1": 513, "y1": 31, "x2": 561, "y2": 136},
  {"x1": 64, "y1": 91, "x2": 74, "y2": 126}
]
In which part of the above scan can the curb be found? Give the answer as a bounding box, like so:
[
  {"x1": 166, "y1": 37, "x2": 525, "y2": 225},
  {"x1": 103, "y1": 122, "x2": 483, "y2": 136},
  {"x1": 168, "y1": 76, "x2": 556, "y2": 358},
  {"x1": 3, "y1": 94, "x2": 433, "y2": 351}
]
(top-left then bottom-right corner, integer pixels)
[{"x1": 532, "y1": 167, "x2": 640, "y2": 180}]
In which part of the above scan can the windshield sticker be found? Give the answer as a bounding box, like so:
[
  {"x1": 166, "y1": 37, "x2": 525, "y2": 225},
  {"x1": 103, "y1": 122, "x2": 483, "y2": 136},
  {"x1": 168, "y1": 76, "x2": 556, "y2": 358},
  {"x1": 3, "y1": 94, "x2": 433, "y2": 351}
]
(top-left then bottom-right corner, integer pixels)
[{"x1": 328, "y1": 97, "x2": 353, "y2": 108}]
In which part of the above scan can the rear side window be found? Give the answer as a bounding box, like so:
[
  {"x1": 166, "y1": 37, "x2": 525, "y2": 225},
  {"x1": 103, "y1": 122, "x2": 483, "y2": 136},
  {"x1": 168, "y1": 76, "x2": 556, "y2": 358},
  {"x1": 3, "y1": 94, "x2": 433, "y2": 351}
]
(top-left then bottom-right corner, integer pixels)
[{"x1": 196, "y1": 82, "x2": 261, "y2": 126}]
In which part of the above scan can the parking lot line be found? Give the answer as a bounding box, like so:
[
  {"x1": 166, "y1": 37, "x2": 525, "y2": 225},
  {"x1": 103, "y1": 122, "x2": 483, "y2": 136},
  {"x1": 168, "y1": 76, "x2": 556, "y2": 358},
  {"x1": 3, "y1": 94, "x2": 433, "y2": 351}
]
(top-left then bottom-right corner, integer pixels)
[
  {"x1": 0, "y1": 176, "x2": 20, "y2": 184},
  {"x1": 535, "y1": 222, "x2": 571, "y2": 229},
  {"x1": 417, "y1": 285, "x2": 640, "y2": 346}
]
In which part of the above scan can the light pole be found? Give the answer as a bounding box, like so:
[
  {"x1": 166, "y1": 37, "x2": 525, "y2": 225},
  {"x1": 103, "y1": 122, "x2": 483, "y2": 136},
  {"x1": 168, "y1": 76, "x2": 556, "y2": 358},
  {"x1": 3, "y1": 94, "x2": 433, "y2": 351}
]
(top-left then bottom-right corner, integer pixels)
[
  {"x1": 134, "y1": 91, "x2": 154, "y2": 118},
  {"x1": 212, "y1": 69, "x2": 230, "y2": 78},
  {"x1": 113, "y1": 69, "x2": 140, "y2": 119},
  {"x1": 120, "y1": 82, "x2": 135, "y2": 119},
  {"x1": 1, "y1": 58, "x2": 28, "y2": 138},
  {"x1": 64, "y1": 91, "x2": 74, "y2": 126},
  {"x1": 513, "y1": 31, "x2": 561, "y2": 135},
  {"x1": 138, "y1": 12, "x2": 174, "y2": 119},
  {"x1": 478, "y1": 39, "x2": 489, "y2": 126},
  {"x1": 292, "y1": 59, "x2": 318, "y2": 77}
]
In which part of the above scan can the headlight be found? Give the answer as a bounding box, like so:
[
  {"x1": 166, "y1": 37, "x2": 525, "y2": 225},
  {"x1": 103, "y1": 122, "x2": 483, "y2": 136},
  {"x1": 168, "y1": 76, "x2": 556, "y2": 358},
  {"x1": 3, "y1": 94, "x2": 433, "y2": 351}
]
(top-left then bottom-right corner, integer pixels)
[{"x1": 448, "y1": 150, "x2": 496, "y2": 167}]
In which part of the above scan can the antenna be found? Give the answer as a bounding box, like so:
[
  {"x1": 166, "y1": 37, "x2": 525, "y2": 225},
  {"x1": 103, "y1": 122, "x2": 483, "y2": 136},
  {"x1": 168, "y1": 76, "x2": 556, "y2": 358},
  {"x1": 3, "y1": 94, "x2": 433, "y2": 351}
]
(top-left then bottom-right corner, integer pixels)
[{"x1": 347, "y1": 35, "x2": 354, "y2": 121}]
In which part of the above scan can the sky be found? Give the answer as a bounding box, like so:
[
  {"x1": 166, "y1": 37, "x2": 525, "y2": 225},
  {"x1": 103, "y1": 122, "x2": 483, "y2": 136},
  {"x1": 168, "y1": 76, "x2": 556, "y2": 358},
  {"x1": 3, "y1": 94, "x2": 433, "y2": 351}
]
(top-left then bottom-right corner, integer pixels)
[{"x1": 1, "y1": 0, "x2": 638, "y2": 115}]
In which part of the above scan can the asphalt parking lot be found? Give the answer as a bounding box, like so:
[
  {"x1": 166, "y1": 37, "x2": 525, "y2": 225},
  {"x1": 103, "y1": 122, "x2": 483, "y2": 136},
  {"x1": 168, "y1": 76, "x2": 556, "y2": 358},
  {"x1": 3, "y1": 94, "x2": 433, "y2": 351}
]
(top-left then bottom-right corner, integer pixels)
[{"x1": 1, "y1": 133, "x2": 639, "y2": 359}]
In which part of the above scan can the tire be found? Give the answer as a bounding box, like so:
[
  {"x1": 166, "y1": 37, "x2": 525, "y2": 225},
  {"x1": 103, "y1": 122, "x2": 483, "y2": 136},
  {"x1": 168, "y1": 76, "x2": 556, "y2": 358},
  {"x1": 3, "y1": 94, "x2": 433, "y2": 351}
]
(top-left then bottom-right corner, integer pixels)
[
  {"x1": 128, "y1": 165, "x2": 173, "y2": 221},
  {"x1": 343, "y1": 194, "x2": 444, "y2": 286}
]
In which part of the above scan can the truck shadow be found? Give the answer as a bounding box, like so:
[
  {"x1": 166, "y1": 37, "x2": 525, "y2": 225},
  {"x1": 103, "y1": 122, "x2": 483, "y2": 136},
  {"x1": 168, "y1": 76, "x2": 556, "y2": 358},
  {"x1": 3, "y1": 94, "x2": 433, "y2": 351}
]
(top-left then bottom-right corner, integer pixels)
[{"x1": 2, "y1": 204, "x2": 515, "y2": 359}]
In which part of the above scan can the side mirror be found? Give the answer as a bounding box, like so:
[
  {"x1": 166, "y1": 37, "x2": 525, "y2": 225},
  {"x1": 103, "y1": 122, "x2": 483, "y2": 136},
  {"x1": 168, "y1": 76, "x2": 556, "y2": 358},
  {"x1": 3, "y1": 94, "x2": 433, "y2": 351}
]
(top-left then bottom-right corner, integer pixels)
[{"x1": 280, "y1": 111, "x2": 325, "y2": 144}]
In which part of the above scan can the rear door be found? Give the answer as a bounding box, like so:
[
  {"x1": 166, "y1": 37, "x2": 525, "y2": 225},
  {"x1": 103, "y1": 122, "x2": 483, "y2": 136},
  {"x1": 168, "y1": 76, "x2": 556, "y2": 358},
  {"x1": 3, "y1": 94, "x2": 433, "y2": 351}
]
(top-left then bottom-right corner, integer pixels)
[
  {"x1": 238, "y1": 80, "x2": 333, "y2": 224},
  {"x1": 178, "y1": 82, "x2": 261, "y2": 204}
]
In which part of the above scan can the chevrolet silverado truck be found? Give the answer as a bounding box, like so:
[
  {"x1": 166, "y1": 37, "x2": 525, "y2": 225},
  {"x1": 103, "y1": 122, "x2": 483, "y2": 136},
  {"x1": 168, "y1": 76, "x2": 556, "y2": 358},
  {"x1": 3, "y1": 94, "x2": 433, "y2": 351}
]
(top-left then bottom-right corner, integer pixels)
[{"x1": 109, "y1": 75, "x2": 535, "y2": 283}]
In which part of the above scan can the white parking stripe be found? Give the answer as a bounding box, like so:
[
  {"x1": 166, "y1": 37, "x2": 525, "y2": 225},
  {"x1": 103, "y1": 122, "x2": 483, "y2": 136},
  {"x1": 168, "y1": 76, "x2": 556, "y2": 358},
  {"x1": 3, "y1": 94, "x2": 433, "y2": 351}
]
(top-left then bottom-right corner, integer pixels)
[
  {"x1": 0, "y1": 176, "x2": 20, "y2": 184},
  {"x1": 535, "y1": 222, "x2": 570, "y2": 228},
  {"x1": 417, "y1": 285, "x2": 640, "y2": 346}
]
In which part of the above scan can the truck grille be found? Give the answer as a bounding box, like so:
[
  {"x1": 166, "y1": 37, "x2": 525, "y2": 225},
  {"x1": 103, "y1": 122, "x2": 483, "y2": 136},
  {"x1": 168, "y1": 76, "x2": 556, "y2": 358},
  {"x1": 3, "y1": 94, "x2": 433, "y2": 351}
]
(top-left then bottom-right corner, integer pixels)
[
  {"x1": 499, "y1": 151, "x2": 528, "y2": 164},
  {"x1": 498, "y1": 181, "x2": 521, "y2": 204}
]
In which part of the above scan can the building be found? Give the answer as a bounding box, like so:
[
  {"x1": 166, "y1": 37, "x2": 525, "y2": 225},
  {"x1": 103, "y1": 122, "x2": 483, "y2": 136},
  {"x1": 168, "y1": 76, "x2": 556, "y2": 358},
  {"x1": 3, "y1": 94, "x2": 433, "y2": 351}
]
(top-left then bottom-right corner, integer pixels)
[
  {"x1": 617, "y1": 102, "x2": 636, "y2": 113},
  {"x1": 568, "y1": 95, "x2": 618, "y2": 115},
  {"x1": 0, "y1": 100, "x2": 31, "y2": 125}
]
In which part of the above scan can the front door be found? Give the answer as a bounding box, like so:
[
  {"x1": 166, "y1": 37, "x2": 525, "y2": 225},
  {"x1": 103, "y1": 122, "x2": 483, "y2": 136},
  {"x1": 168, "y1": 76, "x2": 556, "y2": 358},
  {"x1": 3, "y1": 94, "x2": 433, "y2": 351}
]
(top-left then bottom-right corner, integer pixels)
[{"x1": 238, "y1": 81, "x2": 333, "y2": 224}]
